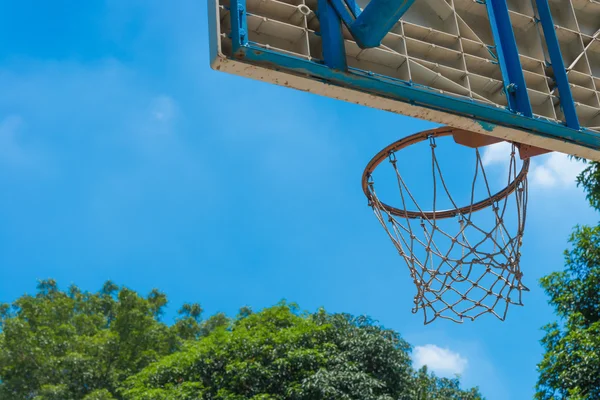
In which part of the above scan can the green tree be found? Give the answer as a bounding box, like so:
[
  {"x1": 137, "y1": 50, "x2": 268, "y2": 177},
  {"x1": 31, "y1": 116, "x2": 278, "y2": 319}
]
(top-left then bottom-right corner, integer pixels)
[
  {"x1": 536, "y1": 161, "x2": 600, "y2": 399},
  {"x1": 122, "y1": 303, "x2": 483, "y2": 400},
  {"x1": 0, "y1": 280, "x2": 181, "y2": 400},
  {"x1": 173, "y1": 303, "x2": 204, "y2": 340},
  {"x1": 1, "y1": 282, "x2": 483, "y2": 399},
  {"x1": 412, "y1": 366, "x2": 482, "y2": 400},
  {"x1": 577, "y1": 161, "x2": 600, "y2": 211}
]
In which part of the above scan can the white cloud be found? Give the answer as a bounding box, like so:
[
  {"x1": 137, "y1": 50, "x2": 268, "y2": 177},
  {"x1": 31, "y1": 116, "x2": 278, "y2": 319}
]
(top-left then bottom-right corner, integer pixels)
[
  {"x1": 482, "y1": 141, "x2": 513, "y2": 168},
  {"x1": 0, "y1": 115, "x2": 41, "y2": 168},
  {"x1": 482, "y1": 142, "x2": 586, "y2": 189},
  {"x1": 131, "y1": 95, "x2": 180, "y2": 141},
  {"x1": 150, "y1": 95, "x2": 177, "y2": 124},
  {"x1": 0, "y1": 116, "x2": 25, "y2": 165},
  {"x1": 529, "y1": 152, "x2": 585, "y2": 189},
  {"x1": 413, "y1": 344, "x2": 468, "y2": 377}
]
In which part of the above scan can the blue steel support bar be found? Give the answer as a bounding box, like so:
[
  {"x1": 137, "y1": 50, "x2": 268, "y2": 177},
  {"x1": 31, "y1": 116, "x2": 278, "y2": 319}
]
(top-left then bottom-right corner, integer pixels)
[
  {"x1": 327, "y1": 0, "x2": 415, "y2": 49},
  {"x1": 536, "y1": 0, "x2": 580, "y2": 130},
  {"x1": 318, "y1": 0, "x2": 347, "y2": 70},
  {"x1": 485, "y1": 0, "x2": 533, "y2": 117},
  {"x1": 230, "y1": 0, "x2": 248, "y2": 55},
  {"x1": 345, "y1": 0, "x2": 361, "y2": 18},
  {"x1": 235, "y1": 44, "x2": 600, "y2": 150},
  {"x1": 328, "y1": 0, "x2": 355, "y2": 27},
  {"x1": 351, "y1": 0, "x2": 416, "y2": 48}
]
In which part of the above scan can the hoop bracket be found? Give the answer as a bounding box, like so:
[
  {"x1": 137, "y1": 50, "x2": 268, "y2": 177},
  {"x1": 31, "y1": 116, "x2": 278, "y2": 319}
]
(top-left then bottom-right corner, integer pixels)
[{"x1": 452, "y1": 129, "x2": 504, "y2": 148}]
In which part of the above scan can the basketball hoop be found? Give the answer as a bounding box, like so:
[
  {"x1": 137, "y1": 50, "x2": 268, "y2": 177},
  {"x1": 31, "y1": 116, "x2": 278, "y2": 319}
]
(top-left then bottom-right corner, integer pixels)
[{"x1": 363, "y1": 127, "x2": 530, "y2": 324}]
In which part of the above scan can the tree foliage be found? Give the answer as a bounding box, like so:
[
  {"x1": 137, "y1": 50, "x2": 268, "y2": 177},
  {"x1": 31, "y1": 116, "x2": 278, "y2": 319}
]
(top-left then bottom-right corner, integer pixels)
[
  {"x1": 536, "y1": 225, "x2": 600, "y2": 399},
  {"x1": 536, "y1": 161, "x2": 600, "y2": 399},
  {"x1": 0, "y1": 280, "x2": 180, "y2": 400},
  {"x1": 577, "y1": 161, "x2": 600, "y2": 212},
  {"x1": 0, "y1": 282, "x2": 483, "y2": 400},
  {"x1": 412, "y1": 366, "x2": 482, "y2": 400},
  {"x1": 123, "y1": 305, "x2": 482, "y2": 400}
]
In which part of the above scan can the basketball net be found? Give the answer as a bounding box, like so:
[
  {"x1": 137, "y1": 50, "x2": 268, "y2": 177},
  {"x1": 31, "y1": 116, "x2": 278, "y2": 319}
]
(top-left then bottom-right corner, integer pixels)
[{"x1": 363, "y1": 128, "x2": 530, "y2": 324}]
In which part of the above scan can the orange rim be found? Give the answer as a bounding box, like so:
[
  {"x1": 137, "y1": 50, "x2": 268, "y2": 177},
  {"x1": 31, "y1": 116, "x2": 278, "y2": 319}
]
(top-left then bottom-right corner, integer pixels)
[{"x1": 361, "y1": 127, "x2": 530, "y2": 219}]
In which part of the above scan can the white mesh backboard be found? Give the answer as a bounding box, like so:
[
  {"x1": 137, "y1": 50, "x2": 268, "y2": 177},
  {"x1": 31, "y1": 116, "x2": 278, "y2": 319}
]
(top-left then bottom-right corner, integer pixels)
[{"x1": 209, "y1": 0, "x2": 600, "y2": 159}]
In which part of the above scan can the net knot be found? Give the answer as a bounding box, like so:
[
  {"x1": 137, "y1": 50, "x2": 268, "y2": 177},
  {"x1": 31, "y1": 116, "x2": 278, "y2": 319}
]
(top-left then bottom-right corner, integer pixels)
[
  {"x1": 387, "y1": 151, "x2": 397, "y2": 164},
  {"x1": 428, "y1": 135, "x2": 437, "y2": 148}
]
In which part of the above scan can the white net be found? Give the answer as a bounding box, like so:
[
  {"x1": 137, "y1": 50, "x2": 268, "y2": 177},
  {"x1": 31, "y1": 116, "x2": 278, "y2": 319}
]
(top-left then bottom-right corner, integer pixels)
[{"x1": 364, "y1": 129, "x2": 530, "y2": 324}]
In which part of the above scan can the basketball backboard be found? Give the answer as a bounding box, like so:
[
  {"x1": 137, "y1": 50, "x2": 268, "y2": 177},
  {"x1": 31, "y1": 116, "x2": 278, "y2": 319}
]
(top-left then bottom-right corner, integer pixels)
[{"x1": 208, "y1": 0, "x2": 600, "y2": 161}]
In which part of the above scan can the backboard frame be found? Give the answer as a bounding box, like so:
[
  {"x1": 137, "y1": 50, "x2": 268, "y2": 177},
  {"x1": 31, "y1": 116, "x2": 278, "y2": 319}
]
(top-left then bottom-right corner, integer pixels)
[{"x1": 208, "y1": 0, "x2": 600, "y2": 161}]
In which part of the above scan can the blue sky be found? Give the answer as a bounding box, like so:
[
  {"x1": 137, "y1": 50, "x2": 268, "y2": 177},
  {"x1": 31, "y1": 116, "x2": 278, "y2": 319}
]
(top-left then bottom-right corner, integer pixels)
[{"x1": 0, "y1": 1, "x2": 598, "y2": 399}]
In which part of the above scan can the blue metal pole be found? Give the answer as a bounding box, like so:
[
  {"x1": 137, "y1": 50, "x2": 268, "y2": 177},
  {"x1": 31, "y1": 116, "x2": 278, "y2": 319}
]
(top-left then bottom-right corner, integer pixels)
[
  {"x1": 536, "y1": 0, "x2": 580, "y2": 130},
  {"x1": 345, "y1": 0, "x2": 362, "y2": 18},
  {"x1": 485, "y1": 0, "x2": 533, "y2": 117},
  {"x1": 351, "y1": 0, "x2": 416, "y2": 48},
  {"x1": 230, "y1": 0, "x2": 248, "y2": 55},
  {"x1": 327, "y1": 0, "x2": 356, "y2": 27},
  {"x1": 318, "y1": 0, "x2": 348, "y2": 70}
]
